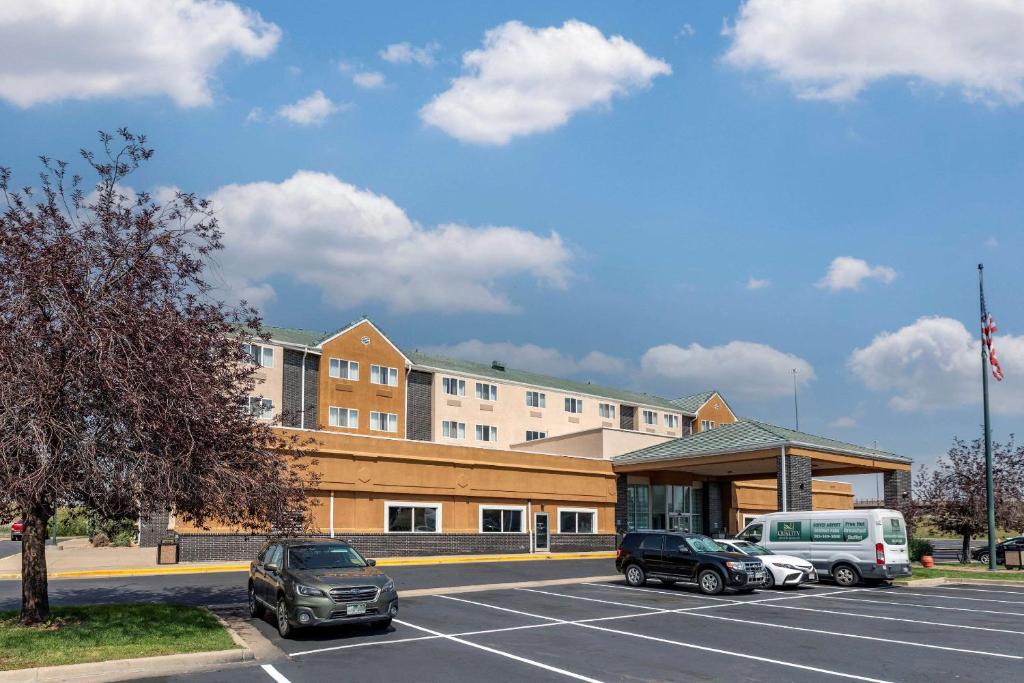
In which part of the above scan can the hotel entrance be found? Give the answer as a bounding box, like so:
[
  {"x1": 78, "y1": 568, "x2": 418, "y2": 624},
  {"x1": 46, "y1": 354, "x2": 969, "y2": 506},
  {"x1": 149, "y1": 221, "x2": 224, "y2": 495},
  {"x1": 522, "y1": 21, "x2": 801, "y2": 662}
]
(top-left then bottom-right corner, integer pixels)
[{"x1": 626, "y1": 482, "x2": 703, "y2": 533}]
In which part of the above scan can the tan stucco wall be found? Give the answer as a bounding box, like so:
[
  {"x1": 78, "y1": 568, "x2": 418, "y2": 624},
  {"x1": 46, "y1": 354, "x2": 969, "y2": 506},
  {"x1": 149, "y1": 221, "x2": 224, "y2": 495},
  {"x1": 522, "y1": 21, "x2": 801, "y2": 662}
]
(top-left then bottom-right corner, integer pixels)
[
  {"x1": 728, "y1": 478, "x2": 854, "y2": 534},
  {"x1": 428, "y1": 369, "x2": 685, "y2": 450},
  {"x1": 249, "y1": 342, "x2": 284, "y2": 422},
  {"x1": 510, "y1": 428, "x2": 673, "y2": 459}
]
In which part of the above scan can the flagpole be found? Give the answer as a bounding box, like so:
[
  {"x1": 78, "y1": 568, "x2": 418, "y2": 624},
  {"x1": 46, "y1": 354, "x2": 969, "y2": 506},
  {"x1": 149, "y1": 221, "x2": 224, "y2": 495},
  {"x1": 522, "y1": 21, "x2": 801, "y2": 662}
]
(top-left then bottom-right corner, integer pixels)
[
  {"x1": 979, "y1": 264, "x2": 998, "y2": 572},
  {"x1": 792, "y1": 368, "x2": 799, "y2": 431}
]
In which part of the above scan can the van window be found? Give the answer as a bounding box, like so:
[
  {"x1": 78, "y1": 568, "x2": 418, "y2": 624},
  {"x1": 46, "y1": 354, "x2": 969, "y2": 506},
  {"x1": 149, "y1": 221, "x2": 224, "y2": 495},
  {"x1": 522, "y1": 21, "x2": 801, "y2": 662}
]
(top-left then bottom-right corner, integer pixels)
[
  {"x1": 739, "y1": 523, "x2": 763, "y2": 543},
  {"x1": 769, "y1": 520, "x2": 808, "y2": 542},
  {"x1": 811, "y1": 518, "x2": 868, "y2": 542},
  {"x1": 640, "y1": 535, "x2": 664, "y2": 551},
  {"x1": 882, "y1": 517, "x2": 907, "y2": 545}
]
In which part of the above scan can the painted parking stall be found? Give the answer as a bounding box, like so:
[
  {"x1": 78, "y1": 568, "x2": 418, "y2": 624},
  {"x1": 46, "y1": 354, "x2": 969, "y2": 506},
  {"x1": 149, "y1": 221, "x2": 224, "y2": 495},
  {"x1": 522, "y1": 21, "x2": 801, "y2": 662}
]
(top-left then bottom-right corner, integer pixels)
[{"x1": 148, "y1": 581, "x2": 1024, "y2": 683}]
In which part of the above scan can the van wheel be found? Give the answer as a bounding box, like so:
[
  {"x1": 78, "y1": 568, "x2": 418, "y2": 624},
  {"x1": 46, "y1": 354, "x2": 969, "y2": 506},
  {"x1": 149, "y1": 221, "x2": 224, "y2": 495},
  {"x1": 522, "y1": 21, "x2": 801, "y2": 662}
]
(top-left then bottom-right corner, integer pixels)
[
  {"x1": 248, "y1": 584, "x2": 264, "y2": 618},
  {"x1": 698, "y1": 569, "x2": 724, "y2": 595},
  {"x1": 625, "y1": 564, "x2": 647, "y2": 587},
  {"x1": 832, "y1": 564, "x2": 860, "y2": 587}
]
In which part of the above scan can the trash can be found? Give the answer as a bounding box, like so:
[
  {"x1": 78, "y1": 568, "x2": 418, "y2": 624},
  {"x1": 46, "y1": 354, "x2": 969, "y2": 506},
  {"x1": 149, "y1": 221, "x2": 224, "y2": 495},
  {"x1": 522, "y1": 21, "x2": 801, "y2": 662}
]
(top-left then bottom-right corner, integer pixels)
[
  {"x1": 157, "y1": 536, "x2": 179, "y2": 565},
  {"x1": 1003, "y1": 543, "x2": 1023, "y2": 570}
]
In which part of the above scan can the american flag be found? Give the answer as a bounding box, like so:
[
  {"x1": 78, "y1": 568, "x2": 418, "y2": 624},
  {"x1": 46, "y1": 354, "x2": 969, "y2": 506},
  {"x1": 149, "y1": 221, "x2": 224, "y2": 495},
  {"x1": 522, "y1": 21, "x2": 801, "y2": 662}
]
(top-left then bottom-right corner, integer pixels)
[{"x1": 982, "y1": 313, "x2": 1004, "y2": 382}]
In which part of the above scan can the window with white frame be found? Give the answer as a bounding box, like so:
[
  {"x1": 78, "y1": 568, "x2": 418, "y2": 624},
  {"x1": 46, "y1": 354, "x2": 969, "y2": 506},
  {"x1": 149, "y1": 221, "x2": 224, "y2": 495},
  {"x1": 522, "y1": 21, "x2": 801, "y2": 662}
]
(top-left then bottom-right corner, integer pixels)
[
  {"x1": 642, "y1": 409, "x2": 657, "y2": 425},
  {"x1": 700, "y1": 419, "x2": 716, "y2": 431},
  {"x1": 247, "y1": 397, "x2": 273, "y2": 419},
  {"x1": 480, "y1": 506, "x2": 525, "y2": 533},
  {"x1": 559, "y1": 508, "x2": 597, "y2": 534},
  {"x1": 476, "y1": 424, "x2": 498, "y2": 442},
  {"x1": 525, "y1": 430, "x2": 547, "y2": 441},
  {"x1": 371, "y1": 364, "x2": 399, "y2": 387},
  {"x1": 599, "y1": 403, "x2": 616, "y2": 419},
  {"x1": 370, "y1": 411, "x2": 398, "y2": 433},
  {"x1": 525, "y1": 390, "x2": 546, "y2": 408},
  {"x1": 665, "y1": 414, "x2": 679, "y2": 429},
  {"x1": 328, "y1": 406, "x2": 358, "y2": 428},
  {"x1": 386, "y1": 502, "x2": 440, "y2": 533},
  {"x1": 329, "y1": 358, "x2": 359, "y2": 380},
  {"x1": 442, "y1": 377, "x2": 466, "y2": 396},
  {"x1": 442, "y1": 420, "x2": 466, "y2": 440},
  {"x1": 242, "y1": 343, "x2": 273, "y2": 368},
  {"x1": 476, "y1": 382, "x2": 498, "y2": 401},
  {"x1": 564, "y1": 397, "x2": 584, "y2": 414}
]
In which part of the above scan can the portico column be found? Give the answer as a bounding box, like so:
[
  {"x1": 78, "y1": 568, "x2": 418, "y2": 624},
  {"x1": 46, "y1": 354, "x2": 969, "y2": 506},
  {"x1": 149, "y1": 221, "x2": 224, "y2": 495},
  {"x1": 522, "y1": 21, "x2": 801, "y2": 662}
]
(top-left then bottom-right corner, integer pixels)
[
  {"x1": 883, "y1": 470, "x2": 911, "y2": 509},
  {"x1": 777, "y1": 453, "x2": 812, "y2": 511}
]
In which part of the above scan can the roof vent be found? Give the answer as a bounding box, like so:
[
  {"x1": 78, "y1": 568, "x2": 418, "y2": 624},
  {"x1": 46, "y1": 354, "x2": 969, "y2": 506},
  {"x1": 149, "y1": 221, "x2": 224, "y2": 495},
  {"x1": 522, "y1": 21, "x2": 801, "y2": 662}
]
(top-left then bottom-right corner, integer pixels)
[{"x1": 491, "y1": 360, "x2": 506, "y2": 372}]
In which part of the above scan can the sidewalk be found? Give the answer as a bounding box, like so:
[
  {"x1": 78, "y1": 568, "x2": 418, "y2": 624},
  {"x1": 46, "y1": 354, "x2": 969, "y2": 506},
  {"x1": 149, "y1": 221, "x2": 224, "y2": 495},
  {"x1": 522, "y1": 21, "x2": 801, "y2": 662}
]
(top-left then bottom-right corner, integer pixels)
[{"x1": 0, "y1": 538, "x2": 615, "y2": 580}]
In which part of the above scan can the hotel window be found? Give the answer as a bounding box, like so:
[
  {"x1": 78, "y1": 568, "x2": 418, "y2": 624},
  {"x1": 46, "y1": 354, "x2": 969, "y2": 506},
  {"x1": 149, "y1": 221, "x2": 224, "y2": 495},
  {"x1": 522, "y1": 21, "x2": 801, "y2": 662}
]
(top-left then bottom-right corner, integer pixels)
[
  {"x1": 247, "y1": 397, "x2": 273, "y2": 420},
  {"x1": 442, "y1": 377, "x2": 466, "y2": 396},
  {"x1": 599, "y1": 403, "x2": 616, "y2": 419},
  {"x1": 526, "y1": 390, "x2": 546, "y2": 408},
  {"x1": 564, "y1": 397, "x2": 584, "y2": 414},
  {"x1": 386, "y1": 503, "x2": 440, "y2": 533},
  {"x1": 559, "y1": 508, "x2": 597, "y2": 534},
  {"x1": 480, "y1": 506, "x2": 525, "y2": 533},
  {"x1": 328, "y1": 406, "x2": 358, "y2": 428},
  {"x1": 665, "y1": 414, "x2": 679, "y2": 429},
  {"x1": 476, "y1": 424, "x2": 498, "y2": 442},
  {"x1": 476, "y1": 382, "x2": 498, "y2": 401},
  {"x1": 701, "y1": 419, "x2": 716, "y2": 431},
  {"x1": 642, "y1": 409, "x2": 657, "y2": 425},
  {"x1": 242, "y1": 343, "x2": 273, "y2": 368},
  {"x1": 370, "y1": 411, "x2": 398, "y2": 433},
  {"x1": 329, "y1": 358, "x2": 359, "y2": 380},
  {"x1": 442, "y1": 420, "x2": 466, "y2": 440},
  {"x1": 371, "y1": 364, "x2": 399, "y2": 387},
  {"x1": 525, "y1": 430, "x2": 547, "y2": 441}
]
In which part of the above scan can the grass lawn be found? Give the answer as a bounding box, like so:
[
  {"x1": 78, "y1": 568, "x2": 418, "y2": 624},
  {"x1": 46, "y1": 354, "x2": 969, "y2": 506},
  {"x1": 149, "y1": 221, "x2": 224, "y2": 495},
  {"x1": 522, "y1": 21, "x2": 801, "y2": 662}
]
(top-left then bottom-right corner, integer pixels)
[
  {"x1": 898, "y1": 565, "x2": 1024, "y2": 582},
  {"x1": 0, "y1": 604, "x2": 237, "y2": 671}
]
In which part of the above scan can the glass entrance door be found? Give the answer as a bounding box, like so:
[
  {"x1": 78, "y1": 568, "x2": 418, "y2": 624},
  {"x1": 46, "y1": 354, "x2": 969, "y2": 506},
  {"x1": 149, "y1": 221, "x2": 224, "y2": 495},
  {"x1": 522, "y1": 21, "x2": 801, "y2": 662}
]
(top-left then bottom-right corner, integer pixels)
[{"x1": 534, "y1": 513, "x2": 550, "y2": 552}]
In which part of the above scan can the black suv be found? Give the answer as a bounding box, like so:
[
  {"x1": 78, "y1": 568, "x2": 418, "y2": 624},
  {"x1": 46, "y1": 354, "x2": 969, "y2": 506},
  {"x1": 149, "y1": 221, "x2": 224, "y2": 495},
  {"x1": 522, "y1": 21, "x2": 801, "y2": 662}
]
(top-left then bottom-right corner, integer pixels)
[
  {"x1": 971, "y1": 536, "x2": 1024, "y2": 565},
  {"x1": 616, "y1": 531, "x2": 766, "y2": 595}
]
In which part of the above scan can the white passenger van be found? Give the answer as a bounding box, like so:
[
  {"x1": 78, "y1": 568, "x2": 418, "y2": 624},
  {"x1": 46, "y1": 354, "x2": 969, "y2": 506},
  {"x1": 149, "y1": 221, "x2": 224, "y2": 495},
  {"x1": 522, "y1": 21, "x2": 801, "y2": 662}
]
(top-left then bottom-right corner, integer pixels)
[{"x1": 736, "y1": 509, "x2": 911, "y2": 586}]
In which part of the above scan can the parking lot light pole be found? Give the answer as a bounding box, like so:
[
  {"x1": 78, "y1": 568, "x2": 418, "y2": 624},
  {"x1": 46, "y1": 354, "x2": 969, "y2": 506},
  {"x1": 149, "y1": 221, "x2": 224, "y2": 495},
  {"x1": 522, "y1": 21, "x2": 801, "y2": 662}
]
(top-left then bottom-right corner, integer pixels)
[{"x1": 978, "y1": 264, "x2": 998, "y2": 572}]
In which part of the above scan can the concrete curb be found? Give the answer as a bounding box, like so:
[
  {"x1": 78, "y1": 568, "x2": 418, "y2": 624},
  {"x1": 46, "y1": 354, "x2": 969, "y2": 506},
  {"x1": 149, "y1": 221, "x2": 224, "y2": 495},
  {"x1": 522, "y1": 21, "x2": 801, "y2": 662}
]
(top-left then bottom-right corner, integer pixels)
[
  {"x1": 0, "y1": 648, "x2": 252, "y2": 683},
  {"x1": 0, "y1": 551, "x2": 616, "y2": 581},
  {"x1": 897, "y1": 576, "x2": 1024, "y2": 588}
]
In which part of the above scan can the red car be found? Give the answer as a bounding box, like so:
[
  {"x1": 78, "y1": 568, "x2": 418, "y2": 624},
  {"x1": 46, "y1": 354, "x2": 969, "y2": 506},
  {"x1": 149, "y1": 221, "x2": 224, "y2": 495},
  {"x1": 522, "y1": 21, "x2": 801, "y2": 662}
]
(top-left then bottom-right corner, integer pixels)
[{"x1": 9, "y1": 520, "x2": 22, "y2": 542}]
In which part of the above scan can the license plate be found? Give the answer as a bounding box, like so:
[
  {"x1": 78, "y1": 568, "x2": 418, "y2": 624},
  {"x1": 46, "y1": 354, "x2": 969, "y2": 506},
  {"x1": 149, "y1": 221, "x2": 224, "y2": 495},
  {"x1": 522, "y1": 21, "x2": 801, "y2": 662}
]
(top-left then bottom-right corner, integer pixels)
[
  {"x1": 346, "y1": 603, "x2": 367, "y2": 616},
  {"x1": 751, "y1": 572, "x2": 764, "y2": 580}
]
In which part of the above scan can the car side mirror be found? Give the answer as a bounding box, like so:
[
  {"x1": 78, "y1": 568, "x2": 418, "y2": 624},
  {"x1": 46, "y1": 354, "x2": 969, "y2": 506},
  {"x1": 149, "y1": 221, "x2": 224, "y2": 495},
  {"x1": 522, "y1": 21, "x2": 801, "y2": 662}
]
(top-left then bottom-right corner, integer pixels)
[
  {"x1": 366, "y1": 558, "x2": 377, "y2": 566},
  {"x1": 265, "y1": 563, "x2": 279, "y2": 572}
]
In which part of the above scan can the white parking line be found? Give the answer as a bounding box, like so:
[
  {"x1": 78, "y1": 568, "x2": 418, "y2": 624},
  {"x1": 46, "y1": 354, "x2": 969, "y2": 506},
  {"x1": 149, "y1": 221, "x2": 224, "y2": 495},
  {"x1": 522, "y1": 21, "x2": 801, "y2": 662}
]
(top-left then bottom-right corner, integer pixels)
[
  {"x1": 821, "y1": 594, "x2": 1024, "y2": 616},
  {"x1": 587, "y1": 581, "x2": 861, "y2": 606},
  {"x1": 936, "y1": 585, "x2": 1024, "y2": 596},
  {"x1": 752, "y1": 601, "x2": 1024, "y2": 636},
  {"x1": 448, "y1": 593, "x2": 892, "y2": 682},
  {"x1": 393, "y1": 617, "x2": 604, "y2": 683},
  {"x1": 261, "y1": 664, "x2": 292, "y2": 683},
  {"x1": 891, "y1": 590, "x2": 1024, "y2": 604},
  {"x1": 531, "y1": 588, "x2": 1021, "y2": 660}
]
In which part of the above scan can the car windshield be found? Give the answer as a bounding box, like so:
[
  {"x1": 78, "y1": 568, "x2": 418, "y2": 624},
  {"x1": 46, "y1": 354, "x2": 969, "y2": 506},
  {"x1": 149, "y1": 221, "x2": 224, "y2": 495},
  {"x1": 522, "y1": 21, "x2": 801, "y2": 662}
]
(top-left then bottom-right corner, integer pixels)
[
  {"x1": 685, "y1": 536, "x2": 726, "y2": 553},
  {"x1": 730, "y1": 540, "x2": 773, "y2": 556},
  {"x1": 287, "y1": 544, "x2": 368, "y2": 570}
]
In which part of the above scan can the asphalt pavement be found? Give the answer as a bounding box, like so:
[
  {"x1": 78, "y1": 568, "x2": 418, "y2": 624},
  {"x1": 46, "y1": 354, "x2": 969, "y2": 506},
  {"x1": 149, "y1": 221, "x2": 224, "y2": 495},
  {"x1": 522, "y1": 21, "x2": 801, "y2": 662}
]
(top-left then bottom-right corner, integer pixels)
[{"x1": 0, "y1": 540, "x2": 20, "y2": 560}]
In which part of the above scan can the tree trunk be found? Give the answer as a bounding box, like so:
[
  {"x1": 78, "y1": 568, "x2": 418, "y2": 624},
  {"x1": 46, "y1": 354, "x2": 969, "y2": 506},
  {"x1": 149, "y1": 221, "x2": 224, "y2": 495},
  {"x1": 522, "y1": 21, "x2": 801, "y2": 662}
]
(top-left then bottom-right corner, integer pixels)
[
  {"x1": 961, "y1": 532, "x2": 972, "y2": 565},
  {"x1": 20, "y1": 505, "x2": 51, "y2": 624}
]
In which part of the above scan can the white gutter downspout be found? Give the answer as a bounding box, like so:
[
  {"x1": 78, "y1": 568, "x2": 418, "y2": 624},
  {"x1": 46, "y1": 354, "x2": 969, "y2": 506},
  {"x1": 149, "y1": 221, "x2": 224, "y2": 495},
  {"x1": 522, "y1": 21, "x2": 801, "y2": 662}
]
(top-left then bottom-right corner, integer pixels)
[
  {"x1": 299, "y1": 348, "x2": 308, "y2": 429},
  {"x1": 779, "y1": 445, "x2": 788, "y2": 512},
  {"x1": 329, "y1": 492, "x2": 335, "y2": 538}
]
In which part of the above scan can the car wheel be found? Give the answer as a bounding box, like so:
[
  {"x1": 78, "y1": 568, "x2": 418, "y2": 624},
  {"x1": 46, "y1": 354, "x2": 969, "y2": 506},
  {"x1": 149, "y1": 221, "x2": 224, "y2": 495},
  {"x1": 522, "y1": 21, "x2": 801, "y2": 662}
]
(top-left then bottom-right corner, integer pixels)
[
  {"x1": 248, "y1": 584, "x2": 263, "y2": 618},
  {"x1": 625, "y1": 563, "x2": 647, "y2": 587},
  {"x1": 698, "y1": 569, "x2": 724, "y2": 595},
  {"x1": 762, "y1": 570, "x2": 776, "y2": 589},
  {"x1": 978, "y1": 552, "x2": 990, "y2": 565},
  {"x1": 276, "y1": 598, "x2": 294, "y2": 638},
  {"x1": 832, "y1": 563, "x2": 860, "y2": 587}
]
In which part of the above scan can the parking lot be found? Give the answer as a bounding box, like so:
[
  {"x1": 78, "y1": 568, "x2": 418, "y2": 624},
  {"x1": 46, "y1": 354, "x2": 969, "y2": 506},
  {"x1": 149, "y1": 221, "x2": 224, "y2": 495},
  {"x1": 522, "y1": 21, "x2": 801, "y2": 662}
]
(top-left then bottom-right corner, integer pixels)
[{"x1": 156, "y1": 580, "x2": 1024, "y2": 683}]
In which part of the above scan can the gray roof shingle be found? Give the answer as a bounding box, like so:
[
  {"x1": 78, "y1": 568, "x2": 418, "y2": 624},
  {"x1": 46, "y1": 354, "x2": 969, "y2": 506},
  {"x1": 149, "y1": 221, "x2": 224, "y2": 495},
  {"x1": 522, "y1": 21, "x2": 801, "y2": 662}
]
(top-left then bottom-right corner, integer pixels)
[{"x1": 671, "y1": 391, "x2": 717, "y2": 413}]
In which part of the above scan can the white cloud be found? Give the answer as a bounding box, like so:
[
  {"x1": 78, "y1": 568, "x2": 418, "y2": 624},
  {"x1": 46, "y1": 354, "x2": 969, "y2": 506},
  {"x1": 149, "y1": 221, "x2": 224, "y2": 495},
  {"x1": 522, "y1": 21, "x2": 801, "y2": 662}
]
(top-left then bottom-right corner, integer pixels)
[
  {"x1": 352, "y1": 71, "x2": 386, "y2": 89},
  {"x1": 420, "y1": 20, "x2": 671, "y2": 145},
  {"x1": 746, "y1": 276, "x2": 771, "y2": 290},
  {"x1": 276, "y1": 91, "x2": 343, "y2": 126},
  {"x1": 245, "y1": 106, "x2": 265, "y2": 123},
  {"x1": 985, "y1": 236, "x2": 999, "y2": 248},
  {"x1": 817, "y1": 256, "x2": 896, "y2": 292},
  {"x1": 849, "y1": 316, "x2": 1024, "y2": 415},
  {"x1": 380, "y1": 41, "x2": 439, "y2": 67},
  {"x1": 209, "y1": 171, "x2": 572, "y2": 313},
  {"x1": 640, "y1": 341, "x2": 814, "y2": 401},
  {"x1": 724, "y1": 0, "x2": 1024, "y2": 105},
  {"x1": 830, "y1": 416, "x2": 857, "y2": 428},
  {"x1": 420, "y1": 341, "x2": 625, "y2": 378},
  {"x1": 679, "y1": 24, "x2": 696, "y2": 38},
  {"x1": 0, "y1": 0, "x2": 279, "y2": 108}
]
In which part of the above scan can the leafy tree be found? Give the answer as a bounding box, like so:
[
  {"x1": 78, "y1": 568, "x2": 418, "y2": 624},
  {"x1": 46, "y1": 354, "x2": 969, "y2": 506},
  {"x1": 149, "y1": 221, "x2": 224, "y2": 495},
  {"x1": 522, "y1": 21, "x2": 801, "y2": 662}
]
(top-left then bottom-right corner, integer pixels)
[
  {"x1": 912, "y1": 436, "x2": 1024, "y2": 563},
  {"x1": 0, "y1": 130, "x2": 315, "y2": 624}
]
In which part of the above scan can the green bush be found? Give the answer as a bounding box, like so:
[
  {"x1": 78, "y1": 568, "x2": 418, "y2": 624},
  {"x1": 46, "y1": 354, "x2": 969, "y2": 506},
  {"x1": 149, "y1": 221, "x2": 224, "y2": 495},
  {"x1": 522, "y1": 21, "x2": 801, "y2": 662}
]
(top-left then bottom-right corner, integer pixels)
[
  {"x1": 909, "y1": 537, "x2": 935, "y2": 562},
  {"x1": 88, "y1": 514, "x2": 137, "y2": 547}
]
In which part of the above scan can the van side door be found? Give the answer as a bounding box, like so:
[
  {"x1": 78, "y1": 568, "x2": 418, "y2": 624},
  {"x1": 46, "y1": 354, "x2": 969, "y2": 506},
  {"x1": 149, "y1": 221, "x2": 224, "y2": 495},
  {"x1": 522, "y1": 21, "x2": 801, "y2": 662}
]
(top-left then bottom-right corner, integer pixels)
[
  {"x1": 811, "y1": 516, "x2": 869, "y2": 574},
  {"x1": 662, "y1": 535, "x2": 699, "y2": 581},
  {"x1": 768, "y1": 518, "x2": 812, "y2": 561}
]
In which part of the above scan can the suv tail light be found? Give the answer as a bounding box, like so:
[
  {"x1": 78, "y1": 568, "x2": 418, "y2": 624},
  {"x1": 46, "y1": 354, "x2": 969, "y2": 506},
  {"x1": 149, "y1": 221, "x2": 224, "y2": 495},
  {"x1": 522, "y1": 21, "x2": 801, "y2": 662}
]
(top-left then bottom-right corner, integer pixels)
[
  {"x1": 616, "y1": 549, "x2": 624, "y2": 560},
  {"x1": 875, "y1": 542, "x2": 885, "y2": 565}
]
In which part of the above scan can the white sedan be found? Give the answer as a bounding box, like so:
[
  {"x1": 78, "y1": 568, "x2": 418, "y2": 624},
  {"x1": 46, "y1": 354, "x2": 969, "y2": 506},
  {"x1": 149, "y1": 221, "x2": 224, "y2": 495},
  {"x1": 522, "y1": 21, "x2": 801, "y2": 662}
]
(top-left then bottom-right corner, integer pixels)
[{"x1": 717, "y1": 539, "x2": 817, "y2": 588}]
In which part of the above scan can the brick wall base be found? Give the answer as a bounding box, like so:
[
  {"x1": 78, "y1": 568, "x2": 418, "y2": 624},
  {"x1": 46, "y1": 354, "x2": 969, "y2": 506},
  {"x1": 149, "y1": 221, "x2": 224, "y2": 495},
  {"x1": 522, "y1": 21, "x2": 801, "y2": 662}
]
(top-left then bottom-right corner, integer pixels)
[{"x1": 175, "y1": 532, "x2": 616, "y2": 562}]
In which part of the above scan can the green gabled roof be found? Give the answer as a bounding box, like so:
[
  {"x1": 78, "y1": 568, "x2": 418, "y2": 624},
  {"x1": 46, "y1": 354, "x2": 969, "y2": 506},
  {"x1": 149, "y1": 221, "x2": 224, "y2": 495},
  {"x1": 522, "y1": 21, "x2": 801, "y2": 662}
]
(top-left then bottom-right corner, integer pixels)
[
  {"x1": 262, "y1": 326, "x2": 327, "y2": 347},
  {"x1": 671, "y1": 391, "x2": 717, "y2": 414},
  {"x1": 406, "y1": 350, "x2": 688, "y2": 413},
  {"x1": 613, "y1": 419, "x2": 910, "y2": 465}
]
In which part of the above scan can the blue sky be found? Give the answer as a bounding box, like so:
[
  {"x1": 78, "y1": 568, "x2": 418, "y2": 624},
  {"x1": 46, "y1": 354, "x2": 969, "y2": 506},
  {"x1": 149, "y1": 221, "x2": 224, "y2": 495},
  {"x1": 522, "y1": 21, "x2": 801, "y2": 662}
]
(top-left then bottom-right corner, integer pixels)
[{"x1": 2, "y1": 1, "x2": 1022, "y2": 495}]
